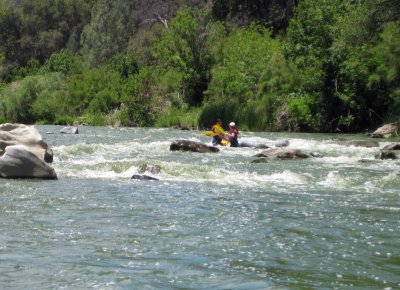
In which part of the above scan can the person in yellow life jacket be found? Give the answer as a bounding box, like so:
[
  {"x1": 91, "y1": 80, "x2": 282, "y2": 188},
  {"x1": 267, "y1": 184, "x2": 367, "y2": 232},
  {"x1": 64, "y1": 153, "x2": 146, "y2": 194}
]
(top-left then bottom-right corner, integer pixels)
[
  {"x1": 226, "y1": 122, "x2": 239, "y2": 147},
  {"x1": 211, "y1": 118, "x2": 225, "y2": 145}
]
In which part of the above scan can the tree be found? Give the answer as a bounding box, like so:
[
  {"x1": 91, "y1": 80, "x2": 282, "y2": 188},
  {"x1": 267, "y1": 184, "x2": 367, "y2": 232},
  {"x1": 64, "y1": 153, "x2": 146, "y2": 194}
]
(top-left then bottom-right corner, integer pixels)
[
  {"x1": 331, "y1": 0, "x2": 400, "y2": 129},
  {"x1": 284, "y1": 0, "x2": 347, "y2": 131},
  {"x1": 152, "y1": 8, "x2": 219, "y2": 106},
  {"x1": 0, "y1": 0, "x2": 92, "y2": 78},
  {"x1": 201, "y1": 25, "x2": 298, "y2": 130},
  {"x1": 80, "y1": 0, "x2": 136, "y2": 66}
]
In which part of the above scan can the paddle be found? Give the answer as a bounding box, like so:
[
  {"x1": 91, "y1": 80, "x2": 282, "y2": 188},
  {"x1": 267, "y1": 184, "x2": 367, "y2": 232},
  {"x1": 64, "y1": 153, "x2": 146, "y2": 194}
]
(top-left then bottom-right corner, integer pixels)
[{"x1": 203, "y1": 131, "x2": 219, "y2": 137}]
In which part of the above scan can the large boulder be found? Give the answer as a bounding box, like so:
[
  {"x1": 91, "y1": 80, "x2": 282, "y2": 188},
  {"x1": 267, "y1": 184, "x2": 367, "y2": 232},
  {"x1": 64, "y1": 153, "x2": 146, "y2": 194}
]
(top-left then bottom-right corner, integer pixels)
[
  {"x1": 0, "y1": 123, "x2": 56, "y2": 179},
  {"x1": 0, "y1": 145, "x2": 57, "y2": 179},
  {"x1": 369, "y1": 123, "x2": 398, "y2": 138},
  {"x1": 170, "y1": 140, "x2": 219, "y2": 153},
  {"x1": 254, "y1": 148, "x2": 310, "y2": 160},
  {"x1": 0, "y1": 123, "x2": 52, "y2": 162}
]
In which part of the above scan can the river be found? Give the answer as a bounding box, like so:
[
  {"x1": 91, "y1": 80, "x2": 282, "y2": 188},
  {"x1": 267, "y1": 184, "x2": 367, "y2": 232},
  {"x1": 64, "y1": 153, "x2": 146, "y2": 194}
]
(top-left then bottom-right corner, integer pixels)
[{"x1": 0, "y1": 125, "x2": 399, "y2": 289}]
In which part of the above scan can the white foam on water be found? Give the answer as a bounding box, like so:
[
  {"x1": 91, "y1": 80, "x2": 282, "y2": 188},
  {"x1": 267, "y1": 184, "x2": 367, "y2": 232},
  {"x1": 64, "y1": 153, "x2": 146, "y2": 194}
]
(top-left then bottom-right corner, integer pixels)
[
  {"x1": 317, "y1": 171, "x2": 352, "y2": 189},
  {"x1": 50, "y1": 131, "x2": 399, "y2": 196}
]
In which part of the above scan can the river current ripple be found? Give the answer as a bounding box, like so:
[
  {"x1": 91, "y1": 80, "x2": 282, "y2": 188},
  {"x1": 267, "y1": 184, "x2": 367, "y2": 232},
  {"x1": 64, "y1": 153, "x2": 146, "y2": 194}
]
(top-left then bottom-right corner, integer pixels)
[{"x1": 0, "y1": 126, "x2": 399, "y2": 289}]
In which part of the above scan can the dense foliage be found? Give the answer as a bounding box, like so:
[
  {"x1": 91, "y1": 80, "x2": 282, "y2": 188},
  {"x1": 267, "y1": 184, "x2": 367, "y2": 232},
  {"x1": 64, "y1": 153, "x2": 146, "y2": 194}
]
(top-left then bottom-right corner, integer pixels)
[{"x1": 0, "y1": 0, "x2": 398, "y2": 132}]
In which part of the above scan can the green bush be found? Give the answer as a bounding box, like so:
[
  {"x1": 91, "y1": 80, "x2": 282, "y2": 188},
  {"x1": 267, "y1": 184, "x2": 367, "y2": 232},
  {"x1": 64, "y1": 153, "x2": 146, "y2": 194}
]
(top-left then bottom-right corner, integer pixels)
[
  {"x1": 201, "y1": 24, "x2": 297, "y2": 131},
  {"x1": 0, "y1": 72, "x2": 64, "y2": 123},
  {"x1": 42, "y1": 50, "x2": 83, "y2": 74}
]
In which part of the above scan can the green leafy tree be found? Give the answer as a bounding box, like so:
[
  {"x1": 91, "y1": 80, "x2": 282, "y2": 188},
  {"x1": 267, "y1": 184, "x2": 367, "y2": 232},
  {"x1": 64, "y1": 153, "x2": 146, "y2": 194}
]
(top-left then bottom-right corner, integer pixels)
[
  {"x1": 201, "y1": 25, "x2": 298, "y2": 130},
  {"x1": 369, "y1": 22, "x2": 400, "y2": 121},
  {"x1": 0, "y1": 0, "x2": 92, "y2": 80},
  {"x1": 152, "y1": 8, "x2": 220, "y2": 106},
  {"x1": 81, "y1": 0, "x2": 136, "y2": 66},
  {"x1": 284, "y1": 0, "x2": 347, "y2": 131},
  {"x1": 331, "y1": 0, "x2": 400, "y2": 130}
]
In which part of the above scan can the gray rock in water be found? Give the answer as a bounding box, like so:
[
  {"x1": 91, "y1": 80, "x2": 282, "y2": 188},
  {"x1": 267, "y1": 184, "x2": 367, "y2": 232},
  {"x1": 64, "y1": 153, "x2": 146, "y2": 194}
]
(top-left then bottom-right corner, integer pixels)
[
  {"x1": 0, "y1": 145, "x2": 57, "y2": 179},
  {"x1": 238, "y1": 141, "x2": 256, "y2": 148},
  {"x1": 375, "y1": 150, "x2": 397, "y2": 160},
  {"x1": 238, "y1": 141, "x2": 269, "y2": 149},
  {"x1": 382, "y1": 143, "x2": 400, "y2": 150},
  {"x1": 60, "y1": 126, "x2": 79, "y2": 134},
  {"x1": 254, "y1": 148, "x2": 309, "y2": 160},
  {"x1": 170, "y1": 140, "x2": 219, "y2": 153},
  {"x1": 131, "y1": 174, "x2": 158, "y2": 181}
]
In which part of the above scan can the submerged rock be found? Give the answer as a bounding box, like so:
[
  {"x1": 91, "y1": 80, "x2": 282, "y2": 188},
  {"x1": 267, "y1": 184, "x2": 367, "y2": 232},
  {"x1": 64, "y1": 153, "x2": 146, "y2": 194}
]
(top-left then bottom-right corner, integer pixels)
[
  {"x1": 131, "y1": 174, "x2": 158, "y2": 181},
  {"x1": 170, "y1": 140, "x2": 219, "y2": 153}
]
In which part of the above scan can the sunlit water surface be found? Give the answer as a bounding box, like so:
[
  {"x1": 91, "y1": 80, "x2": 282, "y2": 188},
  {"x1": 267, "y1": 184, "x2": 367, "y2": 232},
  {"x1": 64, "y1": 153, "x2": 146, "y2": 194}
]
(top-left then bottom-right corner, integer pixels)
[{"x1": 0, "y1": 126, "x2": 399, "y2": 289}]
